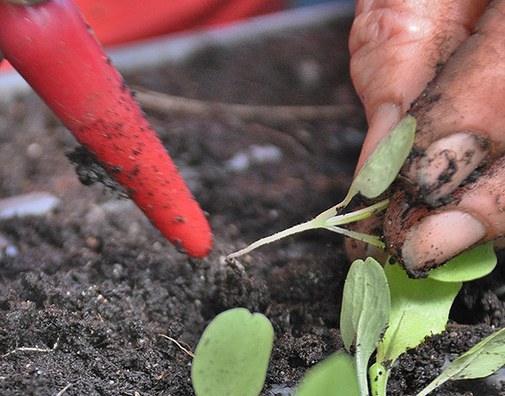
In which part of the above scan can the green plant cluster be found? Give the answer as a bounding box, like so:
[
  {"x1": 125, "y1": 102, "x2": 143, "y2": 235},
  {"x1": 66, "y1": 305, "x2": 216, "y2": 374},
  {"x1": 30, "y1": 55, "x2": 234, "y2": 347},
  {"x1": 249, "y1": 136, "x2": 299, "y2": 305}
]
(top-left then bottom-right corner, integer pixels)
[
  {"x1": 189, "y1": 243, "x2": 500, "y2": 396},
  {"x1": 188, "y1": 115, "x2": 505, "y2": 395},
  {"x1": 298, "y1": 250, "x2": 500, "y2": 396}
]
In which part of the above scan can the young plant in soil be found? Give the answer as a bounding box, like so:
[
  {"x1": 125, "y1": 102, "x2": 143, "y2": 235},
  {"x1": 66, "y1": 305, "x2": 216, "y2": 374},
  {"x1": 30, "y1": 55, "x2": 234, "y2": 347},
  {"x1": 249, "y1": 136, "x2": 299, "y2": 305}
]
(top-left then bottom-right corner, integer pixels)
[
  {"x1": 0, "y1": 0, "x2": 212, "y2": 257},
  {"x1": 221, "y1": 113, "x2": 503, "y2": 395},
  {"x1": 297, "y1": 251, "x2": 502, "y2": 396},
  {"x1": 187, "y1": 249, "x2": 501, "y2": 396},
  {"x1": 191, "y1": 308, "x2": 274, "y2": 396}
]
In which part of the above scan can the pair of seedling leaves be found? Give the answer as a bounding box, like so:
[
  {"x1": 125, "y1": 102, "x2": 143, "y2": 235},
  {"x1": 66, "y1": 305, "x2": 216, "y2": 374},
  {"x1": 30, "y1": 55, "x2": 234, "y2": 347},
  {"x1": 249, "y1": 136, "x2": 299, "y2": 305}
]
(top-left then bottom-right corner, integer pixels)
[{"x1": 191, "y1": 116, "x2": 504, "y2": 396}]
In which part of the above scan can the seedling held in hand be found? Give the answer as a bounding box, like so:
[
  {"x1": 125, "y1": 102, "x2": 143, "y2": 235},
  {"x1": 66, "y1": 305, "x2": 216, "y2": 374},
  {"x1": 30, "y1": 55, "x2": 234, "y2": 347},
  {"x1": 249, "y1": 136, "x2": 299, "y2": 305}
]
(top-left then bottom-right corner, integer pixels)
[{"x1": 227, "y1": 115, "x2": 416, "y2": 259}]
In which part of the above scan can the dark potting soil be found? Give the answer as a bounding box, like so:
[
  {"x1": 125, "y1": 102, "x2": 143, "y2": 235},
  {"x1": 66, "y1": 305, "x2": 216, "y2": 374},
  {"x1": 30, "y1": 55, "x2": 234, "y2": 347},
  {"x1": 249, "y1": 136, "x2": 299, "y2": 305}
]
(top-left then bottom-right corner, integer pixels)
[{"x1": 1, "y1": 14, "x2": 505, "y2": 396}]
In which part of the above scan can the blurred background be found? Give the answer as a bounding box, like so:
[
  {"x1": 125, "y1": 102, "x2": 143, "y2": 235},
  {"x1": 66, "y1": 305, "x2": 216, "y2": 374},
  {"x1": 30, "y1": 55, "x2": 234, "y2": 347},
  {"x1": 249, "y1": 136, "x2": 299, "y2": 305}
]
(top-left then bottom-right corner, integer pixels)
[
  {"x1": 72, "y1": 0, "x2": 349, "y2": 47},
  {"x1": 0, "y1": 0, "x2": 355, "y2": 99}
]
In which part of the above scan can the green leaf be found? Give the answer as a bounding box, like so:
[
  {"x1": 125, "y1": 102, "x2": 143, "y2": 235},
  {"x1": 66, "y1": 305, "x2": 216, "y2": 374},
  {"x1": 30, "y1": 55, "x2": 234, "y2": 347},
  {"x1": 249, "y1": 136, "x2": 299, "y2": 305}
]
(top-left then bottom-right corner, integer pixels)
[
  {"x1": 342, "y1": 115, "x2": 416, "y2": 206},
  {"x1": 377, "y1": 263, "x2": 461, "y2": 365},
  {"x1": 340, "y1": 257, "x2": 391, "y2": 396},
  {"x1": 296, "y1": 352, "x2": 360, "y2": 396},
  {"x1": 417, "y1": 327, "x2": 505, "y2": 396},
  {"x1": 369, "y1": 362, "x2": 388, "y2": 396},
  {"x1": 192, "y1": 308, "x2": 274, "y2": 396},
  {"x1": 428, "y1": 242, "x2": 497, "y2": 283}
]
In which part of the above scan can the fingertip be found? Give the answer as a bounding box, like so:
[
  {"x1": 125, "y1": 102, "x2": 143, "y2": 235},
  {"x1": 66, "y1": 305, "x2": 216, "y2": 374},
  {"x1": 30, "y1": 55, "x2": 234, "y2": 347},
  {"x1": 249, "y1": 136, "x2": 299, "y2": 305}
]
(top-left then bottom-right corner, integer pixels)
[
  {"x1": 355, "y1": 102, "x2": 402, "y2": 174},
  {"x1": 385, "y1": 156, "x2": 505, "y2": 272},
  {"x1": 401, "y1": 210, "x2": 487, "y2": 271}
]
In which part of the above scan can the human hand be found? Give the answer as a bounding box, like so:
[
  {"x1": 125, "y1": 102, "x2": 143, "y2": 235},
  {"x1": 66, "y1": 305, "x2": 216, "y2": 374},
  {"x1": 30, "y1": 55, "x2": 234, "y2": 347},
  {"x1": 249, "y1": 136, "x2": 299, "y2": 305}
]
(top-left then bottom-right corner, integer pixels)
[{"x1": 348, "y1": 0, "x2": 505, "y2": 273}]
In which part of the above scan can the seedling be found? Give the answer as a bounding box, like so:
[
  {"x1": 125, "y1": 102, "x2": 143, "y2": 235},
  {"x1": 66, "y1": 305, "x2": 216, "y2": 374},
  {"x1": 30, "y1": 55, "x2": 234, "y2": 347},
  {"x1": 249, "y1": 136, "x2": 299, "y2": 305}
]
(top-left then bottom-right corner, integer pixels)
[
  {"x1": 189, "y1": 247, "x2": 499, "y2": 396},
  {"x1": 227, "y1": 115, "x2": 416, "y2": 259},
  {"x1": 291, "y1": 250, "x2": 501, "y2": 396},
  {"x1": 222, "y1": 111, "x2": 503, "y2": 394},
  {"x1": 191, "y1": 308, "x2": 274, "y2": 396},
  {"x1": 296, "y1": 352, "x2": 360, "y2": 396},
  {"x1": 417, "y1": 327, "x2": 505, "y2": 396},
  {"x1": 297, "y1": 248, "x2": 500, "y2": 396},
  {"x1": 371, "y1": 259, "x2": 463, "y2": 394},
  {"x1": 339, "y1": 257, "x2": 390, "y2": 396},
  {"x1": 0, "y1": 0, "x2": 211, "y2": 257}
]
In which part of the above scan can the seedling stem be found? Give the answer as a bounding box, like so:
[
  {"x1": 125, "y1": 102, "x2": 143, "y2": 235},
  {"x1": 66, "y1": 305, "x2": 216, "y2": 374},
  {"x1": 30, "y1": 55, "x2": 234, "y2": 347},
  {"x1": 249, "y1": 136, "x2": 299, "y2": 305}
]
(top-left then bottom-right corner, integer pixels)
[{"x1": 227, "y1": 199, "x2": 389, "y2": 259}]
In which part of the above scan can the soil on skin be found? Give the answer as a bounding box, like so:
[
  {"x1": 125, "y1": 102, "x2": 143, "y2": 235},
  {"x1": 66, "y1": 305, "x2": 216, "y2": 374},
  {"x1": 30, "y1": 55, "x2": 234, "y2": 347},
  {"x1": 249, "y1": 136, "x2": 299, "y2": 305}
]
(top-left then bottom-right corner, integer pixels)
[{"x1": 0, "y1": 15, "x2": 504, "y2": 396}]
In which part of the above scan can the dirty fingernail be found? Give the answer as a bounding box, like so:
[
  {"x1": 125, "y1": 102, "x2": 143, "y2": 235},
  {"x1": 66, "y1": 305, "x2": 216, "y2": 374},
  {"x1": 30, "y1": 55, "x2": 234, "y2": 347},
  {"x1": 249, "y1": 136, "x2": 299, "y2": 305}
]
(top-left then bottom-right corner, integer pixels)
[
  {"x1": 413, "y1": 133, "x2": 489, "y2": 206},
  {"x1": 401, "y1": 210, "x2": 487, "y2": 272}
]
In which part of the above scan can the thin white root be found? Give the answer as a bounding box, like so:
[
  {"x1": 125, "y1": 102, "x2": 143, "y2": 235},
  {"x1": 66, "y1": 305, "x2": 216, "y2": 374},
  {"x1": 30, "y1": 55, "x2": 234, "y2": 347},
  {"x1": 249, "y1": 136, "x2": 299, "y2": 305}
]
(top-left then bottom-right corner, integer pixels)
[
  {"x1": 158, "y1": 334, "x2": 195, "y2": 358},
  {"x1": 2, "y1": 337, "x2": 60, "y2": 358},
  {"x1": 55, "y1": 383, "x2": 73, "y2": 396}
]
